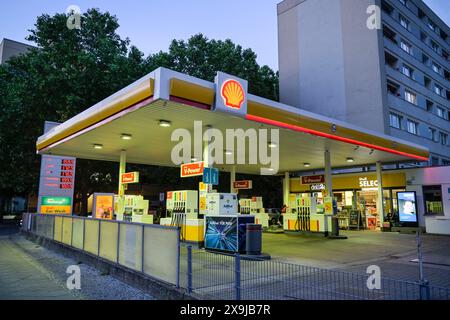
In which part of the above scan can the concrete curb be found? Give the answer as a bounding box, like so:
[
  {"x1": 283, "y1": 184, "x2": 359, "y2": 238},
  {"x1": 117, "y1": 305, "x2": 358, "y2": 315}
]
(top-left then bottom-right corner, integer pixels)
[{"x1": 22, "y1": 231, "x2": 198, "y2": 301}]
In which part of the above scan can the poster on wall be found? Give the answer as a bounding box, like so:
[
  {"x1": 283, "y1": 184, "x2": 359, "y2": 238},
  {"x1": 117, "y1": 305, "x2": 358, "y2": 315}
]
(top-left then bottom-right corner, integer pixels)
[
  {"x1": 93, "y1": 193, "x2": 114, "y2": 219},
  {"x1": 397, "y1": 192, "x2": 418, "y2": 224}
]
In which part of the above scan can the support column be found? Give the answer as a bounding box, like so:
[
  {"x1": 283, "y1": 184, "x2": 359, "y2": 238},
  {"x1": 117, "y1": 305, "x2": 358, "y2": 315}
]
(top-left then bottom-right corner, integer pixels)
[
  {"x1": 118, "y1": 150, "x2": 127, "y2": 196},
  {"x1": 230, "y1": 165, "x2": 236, "y2": 194},
  {"x1": 283, "y1": 172, "x2": 290, "y2": 207},
  {"x1": 376, "y1": 161, "x2": 385, "y2": 227},
  {"x1": 324, "y1": 150, "x2": 332, "y2": 197}
]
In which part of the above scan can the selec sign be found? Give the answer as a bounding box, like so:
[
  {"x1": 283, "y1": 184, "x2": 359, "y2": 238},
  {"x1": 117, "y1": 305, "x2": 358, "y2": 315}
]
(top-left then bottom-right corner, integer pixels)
[{"x1": 359, "y1": 177, "x2": 378, "y2": 188}]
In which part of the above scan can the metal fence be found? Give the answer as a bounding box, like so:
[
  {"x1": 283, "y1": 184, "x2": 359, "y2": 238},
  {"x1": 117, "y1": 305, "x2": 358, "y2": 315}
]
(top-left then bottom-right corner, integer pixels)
[
  {"x1": 22, "y1": 213, "x2": 450, "y2": 300},
  {"x1": 22, "y1": 213, "x2": 180, "y2": 287},
  {"x1": 182, "y1": 246, "x2": 450, "y2": 300}
]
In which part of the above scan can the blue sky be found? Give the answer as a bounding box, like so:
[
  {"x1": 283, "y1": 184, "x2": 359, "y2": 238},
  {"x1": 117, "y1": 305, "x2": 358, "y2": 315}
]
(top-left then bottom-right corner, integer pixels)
[{"x1": 0, "y1": 0, "x2": 448, "y2": 70}]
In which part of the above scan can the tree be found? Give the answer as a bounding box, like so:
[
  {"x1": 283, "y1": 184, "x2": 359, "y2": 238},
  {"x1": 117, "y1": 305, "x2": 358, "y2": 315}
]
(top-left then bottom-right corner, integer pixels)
[
  {"x1": 0, "y1": 9, "x2": 281, "y2": 213},
  {"x1": 146, "y1": 34, "x2": 279, "y2": 101}
]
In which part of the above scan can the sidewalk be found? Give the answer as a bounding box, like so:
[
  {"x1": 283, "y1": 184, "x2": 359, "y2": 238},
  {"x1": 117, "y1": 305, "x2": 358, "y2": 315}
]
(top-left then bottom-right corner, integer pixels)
[
  {"x1": 0, "y1": 235, "x2": 77, "y2": 300},
  {"x1": 0, "y1": 226, "x2": 155, "y2": 300}
]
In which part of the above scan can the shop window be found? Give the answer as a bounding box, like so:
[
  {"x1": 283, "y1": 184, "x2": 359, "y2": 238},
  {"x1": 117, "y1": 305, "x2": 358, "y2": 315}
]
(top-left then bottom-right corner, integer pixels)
[
  {"x1": 443, "y1": 159, "x2": 450, "y2": 166},
  {"x1": 423, "y1": 185, "x2": 443, "y2": 215}
]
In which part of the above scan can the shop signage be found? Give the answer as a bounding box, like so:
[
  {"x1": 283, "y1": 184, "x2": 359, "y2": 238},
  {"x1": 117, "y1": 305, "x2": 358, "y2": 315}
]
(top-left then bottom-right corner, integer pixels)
[
  {"x1": 233, "y1": 180, "x2": 253, "y2": 189},
  {"x1": 310, "y1": 183, "x2": 325, "y2": 191},
  {"x1": 302, "y1": 175, "x2": 325, "y2": 184},
  {"x1": 40, "y1": 196, "x2": 72, "y2": 214},
  {"x1": 181, "y1": 161, "x2": 205, "y2": 177},
  {"x1": 37, "y1": 122, "x2": 76, "y2": 215},
  {"x1": 213, "y1": 72, "x2": 248, "y2": 118},
  {"x1": 203, "y1": 167, "x2": 219, "y2": 185},
  {"x1": 359, "y1": 176, "x2": 378, "y2": 188},
  {"x1": 121, "y1": 172, "x2": 139, "y2": 184}
]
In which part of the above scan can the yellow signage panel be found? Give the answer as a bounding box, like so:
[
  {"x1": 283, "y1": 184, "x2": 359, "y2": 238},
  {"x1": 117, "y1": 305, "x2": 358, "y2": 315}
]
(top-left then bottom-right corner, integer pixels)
[{"x1": 40, "y1": 205, "x2": 71, "y2": 214}]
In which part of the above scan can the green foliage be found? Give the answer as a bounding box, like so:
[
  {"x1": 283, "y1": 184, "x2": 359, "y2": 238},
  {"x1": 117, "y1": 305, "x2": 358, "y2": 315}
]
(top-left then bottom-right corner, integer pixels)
[{"x1": 0, "y1": 8, "x2": 279, "y2": 206}]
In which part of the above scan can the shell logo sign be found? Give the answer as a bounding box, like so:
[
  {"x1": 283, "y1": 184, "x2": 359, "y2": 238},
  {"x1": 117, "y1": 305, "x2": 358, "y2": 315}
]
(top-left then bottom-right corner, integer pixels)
[{"x1": 221, "y1": 79, "x2": 245, "y2": 110}]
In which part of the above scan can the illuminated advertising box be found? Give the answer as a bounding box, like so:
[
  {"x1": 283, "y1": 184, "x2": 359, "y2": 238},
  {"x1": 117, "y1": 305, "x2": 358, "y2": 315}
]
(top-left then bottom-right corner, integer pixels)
[
  {"x1": 40, "y1": 196, "x2": 72, "y2": 214},
  {"x1": 93, "y1": 193, "x2": 114, "y2": 219},
  {"x1": 397, "y1": 191, "x2": 418, "y2": 225},
  {"x1": 204, "y1": 215, "x2": 254, "y2": 253}
]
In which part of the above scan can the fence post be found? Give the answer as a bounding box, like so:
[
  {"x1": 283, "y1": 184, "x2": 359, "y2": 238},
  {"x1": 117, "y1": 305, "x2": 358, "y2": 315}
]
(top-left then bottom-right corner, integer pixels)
[
  {"x1": 176, "y1": 229, "x2": 181, "y2": 288},
  {"x1": 97, "y1": 220, "x2": 101, "y2": 256},
  {"x1": 117, "y1": 222, "x2": 121, "y2": 264},
  {"x1": 187, "y1": 245, "x2": 192, "y2": 294},
  {"x1": 235, "y1": 253, "x2": 241, "y2": 300},
  {"x1": 141, "y1": 224, "x2": 145, "y2": 273}
]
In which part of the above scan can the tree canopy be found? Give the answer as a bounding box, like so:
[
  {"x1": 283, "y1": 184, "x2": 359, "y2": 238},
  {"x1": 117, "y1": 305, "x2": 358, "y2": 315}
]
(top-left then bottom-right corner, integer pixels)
[{"x1": 0, "y1": 8, "x2": 281, "y2": 211}]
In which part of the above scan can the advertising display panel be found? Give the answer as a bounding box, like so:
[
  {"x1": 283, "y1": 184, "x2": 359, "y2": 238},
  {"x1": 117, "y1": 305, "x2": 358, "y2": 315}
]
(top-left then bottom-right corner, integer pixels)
[
  {"x1": 93, "y1": 193, "x2": 114, "y2": 219},
  {"x1": 204, "y1": 215, "x2": 254, "y2": 253},
  {"x1": 397, "y1": 191, "x2": 418, "y2": 224}
]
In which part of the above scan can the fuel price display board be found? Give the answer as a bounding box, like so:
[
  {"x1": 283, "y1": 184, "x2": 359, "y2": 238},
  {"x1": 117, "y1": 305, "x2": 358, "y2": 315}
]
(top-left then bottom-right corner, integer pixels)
[{"x1": 38, "y1": 155, "x2": 76, "y2": 214}]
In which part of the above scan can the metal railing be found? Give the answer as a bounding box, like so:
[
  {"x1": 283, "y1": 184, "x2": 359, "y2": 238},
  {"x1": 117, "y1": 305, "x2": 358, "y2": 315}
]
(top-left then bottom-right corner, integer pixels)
[
  {"x1": 22, "y1": 213, "x2": 181, "y2": 287},
  {"x1": 182, "y1": 246, "x2": 450, "y2": 300},
  {"x1": 22, "y1": 213, "x2": 450, "y2": 300}
]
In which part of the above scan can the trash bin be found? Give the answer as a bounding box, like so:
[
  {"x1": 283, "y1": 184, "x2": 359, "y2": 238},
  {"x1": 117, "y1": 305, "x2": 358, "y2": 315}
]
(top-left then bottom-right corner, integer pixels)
[{"x1": 246, "y1": 224, "x2": 262, "y2": 255}]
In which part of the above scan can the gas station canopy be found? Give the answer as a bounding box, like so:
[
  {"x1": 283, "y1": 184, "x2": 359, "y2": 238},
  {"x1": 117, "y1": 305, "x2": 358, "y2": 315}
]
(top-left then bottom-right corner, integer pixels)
[{"x1": 36, "y1": 68, "x2": 429, "y2": 174}]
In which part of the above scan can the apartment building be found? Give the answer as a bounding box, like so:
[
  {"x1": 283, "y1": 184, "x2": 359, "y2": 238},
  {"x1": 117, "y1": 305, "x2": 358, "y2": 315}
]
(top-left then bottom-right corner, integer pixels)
[
  {"x1": 278, "y1": 0, "x2": 450, "y2": 166},
  {"x1": 0, "y1": 38, "x2": 34, "y2": 65}
]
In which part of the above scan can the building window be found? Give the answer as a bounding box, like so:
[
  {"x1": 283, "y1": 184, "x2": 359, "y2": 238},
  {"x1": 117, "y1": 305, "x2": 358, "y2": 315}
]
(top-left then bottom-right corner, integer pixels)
[
  {"x1": 426, "y1": 100, "x2": 433, "y2": 111},
  {"x1": 400, "y1": 15, "x2": 410, "y2": 30},
  {"x1": 428, "y1": 127, "x2": 437, "y2": 142},
  {"x1": 442, "y1": 50, "x2": 449, "y2": 61},
  {"x1": 406, "y1": 120, "x2": 418, "y2": 135},
  {"x1": 383, "y1": 25, "x2": 397, "y2": 44},
  {"x1": 436, "y1": 106, "x2": 448, "y2": 120},
  {"x1": 440, "y1": 132, "x2": 448, "y2": 145},
  {"x1": 424, "y1": 76, "x2": 431, "y2": 88},
  {"x1": 400, "y1": 40, "x2": 412, "y2": 54},
  {"x1": 434, "y1": 84, "x2": 443, "y2": 96},
  {"x1": 385, "y1": 51, "x2": 398, "y2": 69},
  {"x1": 427, "y1": 19, "x2": 437, "y2": 32},
  {"x1": 405, "y1": 90, "x2": 417, "y2": 105},
  {"x1": 421, "y1": 31, "x2": 428, "y2": 43},
  {"x1": 399, "y1": 0, "x2": 406, "y2": 5},
  {"x1": 390, "y1": 113, "x2": 402, "y2": 129},
  {"x1": 431, "y1": 41, "x2": 439, "y2": 53},
  {"x1": 432, "y1": 62, "x2": 441, "y2": 74},
  {"x1": 402, "y1": 64, "x2": 414, "y2": 79},
  {"x1": 431, "y1": 157, "x2": 440, "y2": 166},
  {"x1": 387, "y1": 79, "x2": 400, "y2": 96},
  {"x1": 422, "y1": 53, "x2": 429, "y2": 65},
  {"x1": 443, "y1": 159, "x2": 450, "y2": 166},
  {"x1": 381, "y1": 1, "x2": 394, "y2": 15}
]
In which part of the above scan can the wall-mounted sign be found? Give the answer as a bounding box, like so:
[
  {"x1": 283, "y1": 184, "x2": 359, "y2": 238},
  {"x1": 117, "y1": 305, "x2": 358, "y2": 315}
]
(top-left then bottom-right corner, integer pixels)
[
  {"x1": 213, "y1": 72, "x2": 248, "y2": 118},
  {"x1": 324, "y1": 196, "x2": 334, "y2": 215},
  {"x1": 40, "y1": 196, "x2": 72, "y2": 214},
  {"x1": 203, "y1": 167, "x2": 219, "y2": 185},
  {"x1": 121, "y1": 171, "x2": 139, "y2": 184},
  {"x1": 233, "y1": 180, "x2": 253, "y2": 190},
  {"x1": 397, "y1": 191, "x2": 418, "y2": 224},
  {"x1": 310, "y1": 183, "x2": 326, "y2": 191},
  {"x1": 359, "y1": 176, "x2": 378, "y2": 188},
  {"x1": 302, "y1": 175, "x2": 325, "y2": 185},
  {"x1": 181, "y1": 161, "x2": 205, "y2": 177}
]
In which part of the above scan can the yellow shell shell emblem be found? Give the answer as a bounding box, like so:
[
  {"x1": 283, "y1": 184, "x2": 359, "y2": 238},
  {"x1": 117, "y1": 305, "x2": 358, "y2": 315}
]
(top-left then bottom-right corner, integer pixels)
[{"x1": 221, "y1": 79, "x2": 245, "y2": 109}]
